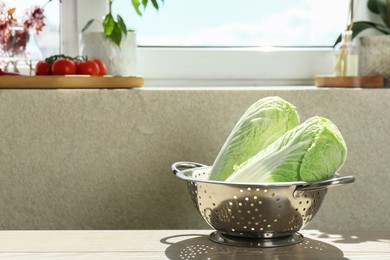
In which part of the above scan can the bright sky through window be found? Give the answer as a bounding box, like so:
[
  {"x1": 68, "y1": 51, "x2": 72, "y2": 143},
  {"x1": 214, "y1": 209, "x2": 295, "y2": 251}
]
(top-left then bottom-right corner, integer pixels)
[
  {"x1": 113, "y1": 0, "x2": 350, "y2": 47},
  {"x1": 3, "y1": 0, "x2": 349, "y2": 51}
]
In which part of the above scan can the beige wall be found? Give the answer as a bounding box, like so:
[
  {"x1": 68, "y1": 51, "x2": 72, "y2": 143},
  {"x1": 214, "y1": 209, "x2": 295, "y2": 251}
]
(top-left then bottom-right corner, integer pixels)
[{"x1": 0, "y1": 87, "x2": 388, "y2": 230}]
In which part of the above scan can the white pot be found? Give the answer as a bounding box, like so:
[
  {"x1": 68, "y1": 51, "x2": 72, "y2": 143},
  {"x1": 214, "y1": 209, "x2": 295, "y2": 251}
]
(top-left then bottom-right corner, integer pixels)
[
  {"x1": 80, "y1": 32, "x2": 137, "y2": 76},
  {"x1": 359, "y1": 35, "x2": 390, "y2": 87}
]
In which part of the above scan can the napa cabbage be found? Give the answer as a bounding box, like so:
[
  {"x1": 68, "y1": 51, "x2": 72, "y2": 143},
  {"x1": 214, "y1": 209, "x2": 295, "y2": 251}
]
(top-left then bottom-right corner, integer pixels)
[
  {"x1": 225, "y1": 116, "x2": 347, "y2": 183},
  {"x1": 208, "y1": 96, "x2": 300, "y2": 181}
]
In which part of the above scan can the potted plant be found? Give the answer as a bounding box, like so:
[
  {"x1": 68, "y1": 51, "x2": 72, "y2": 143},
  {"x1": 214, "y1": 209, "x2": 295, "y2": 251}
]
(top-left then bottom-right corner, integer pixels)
[
  {"x1": 80, "y1": 0, "x2": 163, "y2": 76},
  {"x1": 335, "y1": 0, "x2": 390, "y2": 86},
  {"x1": 335, "y1": 0, "x2": 390, "y2": 45}
]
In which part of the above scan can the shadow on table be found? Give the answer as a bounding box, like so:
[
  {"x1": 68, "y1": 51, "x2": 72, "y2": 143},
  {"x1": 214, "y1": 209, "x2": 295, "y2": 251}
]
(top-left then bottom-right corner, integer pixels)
[
  {"x1": 161, "y1": 233, "x2": 348, "y2": 260},
  {"x1": 314, "y1": 229, "x2": 390, "y2": 244}
]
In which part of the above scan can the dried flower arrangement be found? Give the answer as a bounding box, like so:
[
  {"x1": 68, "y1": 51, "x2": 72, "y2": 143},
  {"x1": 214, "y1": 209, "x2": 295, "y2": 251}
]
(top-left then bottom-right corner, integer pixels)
[{"x1": 0, "y1": 1, "x2": 55, "y2": 57}]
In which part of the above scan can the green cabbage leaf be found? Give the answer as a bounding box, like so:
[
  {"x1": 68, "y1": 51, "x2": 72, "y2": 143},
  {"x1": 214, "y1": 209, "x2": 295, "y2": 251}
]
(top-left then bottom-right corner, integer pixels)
[
  {"x1": 208, "y1": 96, "x2": 300, "y2": 181},
  {"x1": 225, "y1": 116, "x2": 347, "y2": 183}
]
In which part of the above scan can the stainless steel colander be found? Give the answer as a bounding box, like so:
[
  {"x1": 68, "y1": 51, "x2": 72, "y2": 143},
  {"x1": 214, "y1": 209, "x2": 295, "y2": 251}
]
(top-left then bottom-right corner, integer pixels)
[{"x1": 172, "y1": 161, "x2": 355, "y2": 247}]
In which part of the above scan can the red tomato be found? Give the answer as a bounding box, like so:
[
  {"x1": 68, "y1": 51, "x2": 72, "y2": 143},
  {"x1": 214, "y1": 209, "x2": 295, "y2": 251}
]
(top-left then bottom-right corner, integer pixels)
[
  {"x1": 35, "y1": 61, "x2": 52, "y2": 75},
  {"x1": 52, "y1": 59, "x2": 77, "y2": 75},
  {"x1": 0, "y1": 68, "x2": 21, "y2": 76},
  {"x1": 90, "y1": 58, "x2": 107, "y2": 76},
  {"x1": 77, "y1": 60, "x2": 100, "y2": 76}
]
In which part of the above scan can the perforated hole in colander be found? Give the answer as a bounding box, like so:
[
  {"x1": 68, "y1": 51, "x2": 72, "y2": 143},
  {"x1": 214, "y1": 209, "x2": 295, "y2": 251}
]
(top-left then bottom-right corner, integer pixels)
[
  {"x1": 200, "y1": 185, "x2": 304, "y2": 236},
  {"x1": 292, "y1": 189, "x2": 327, "y2": 227}
]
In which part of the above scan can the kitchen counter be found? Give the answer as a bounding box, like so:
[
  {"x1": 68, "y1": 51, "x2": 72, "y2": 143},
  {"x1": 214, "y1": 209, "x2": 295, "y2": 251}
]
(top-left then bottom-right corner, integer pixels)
[{"x1": 0, "y1": 230, "x2": 388, "y2": 259}]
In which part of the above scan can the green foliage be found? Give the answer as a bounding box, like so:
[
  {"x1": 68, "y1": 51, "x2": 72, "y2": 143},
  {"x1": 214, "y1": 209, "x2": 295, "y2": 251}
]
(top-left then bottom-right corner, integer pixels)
[
  {"x1": 334, "y1": 21, "x2": 390, "y2": 47},
  {"x1": 103, "y1": 14, "x2": 123, "y2": 46},
  {"x1": 82, "y1": 0, "x2": 164, "y2": 47},
  {"x1": 335, "y1": 0, "x2": 390, "y2": 46},
  {"x1": 368, "y1": 0, "x2": 389, "y2": 26}
]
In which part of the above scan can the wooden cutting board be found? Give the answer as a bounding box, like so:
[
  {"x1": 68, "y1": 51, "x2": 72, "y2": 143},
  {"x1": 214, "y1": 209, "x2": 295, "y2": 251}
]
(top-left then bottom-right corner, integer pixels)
[
  {"x1": 315, "y1": 75, "x2": 384, "y2": 88},
  {"x1": 0, "y1": 75, "x2": 144, "y2": 89}
]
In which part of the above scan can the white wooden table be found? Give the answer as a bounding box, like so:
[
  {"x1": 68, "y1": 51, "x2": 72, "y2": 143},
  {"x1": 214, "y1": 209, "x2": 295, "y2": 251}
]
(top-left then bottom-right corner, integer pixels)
[{"x1": 0, "y1": 230, "x2": 388, "y2": 259}]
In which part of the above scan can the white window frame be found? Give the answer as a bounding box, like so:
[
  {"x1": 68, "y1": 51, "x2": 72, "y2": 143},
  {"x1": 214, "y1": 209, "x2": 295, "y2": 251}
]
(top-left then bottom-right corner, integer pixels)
[
  {"x1": 62, "y1": 0, "x2": 334, "y2": 86},
  {"x1": 137, "y1": 47, "x2": 334, "y2": 86}
]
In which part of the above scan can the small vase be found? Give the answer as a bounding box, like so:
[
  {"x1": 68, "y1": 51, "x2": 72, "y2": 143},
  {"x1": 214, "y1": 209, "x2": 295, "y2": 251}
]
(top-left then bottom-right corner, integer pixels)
[
  {"x1": 80, "y1": 32, "x2": 138, "y2": 76},
  {"x1": 1, "y1": 26, "x2": 29, "y2": 58},
  {"x1": 1, "y1": 26, "x2": 42, "y2": 73},
  {"x1": 334, "y1": 30, "x2": 359, "y2": 76}
]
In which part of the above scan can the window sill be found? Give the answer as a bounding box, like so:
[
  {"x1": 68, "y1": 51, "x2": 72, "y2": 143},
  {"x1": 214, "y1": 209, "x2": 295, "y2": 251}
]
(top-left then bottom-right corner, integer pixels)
[{"x1": 138, "y1": 47, "x2": 335, "y2": 86}]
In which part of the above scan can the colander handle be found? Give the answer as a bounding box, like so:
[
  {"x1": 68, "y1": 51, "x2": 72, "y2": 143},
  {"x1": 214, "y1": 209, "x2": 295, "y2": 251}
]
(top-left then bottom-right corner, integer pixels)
[
  {"x1": 296, "y1": 175, "x2": 355, "y2": 192},
  {"x1": 171, "y1": 161, "x2": 208, "y2": 175}
]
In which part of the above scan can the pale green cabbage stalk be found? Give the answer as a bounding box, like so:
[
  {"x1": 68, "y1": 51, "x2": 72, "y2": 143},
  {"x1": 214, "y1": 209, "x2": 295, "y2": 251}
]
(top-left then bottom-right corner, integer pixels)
[
  {"x1": 208, "y1": 96, "x2": 300, "y2": 181},
  {"x1": 225, "y1": 116, "x2": 347, "y2": 183}
]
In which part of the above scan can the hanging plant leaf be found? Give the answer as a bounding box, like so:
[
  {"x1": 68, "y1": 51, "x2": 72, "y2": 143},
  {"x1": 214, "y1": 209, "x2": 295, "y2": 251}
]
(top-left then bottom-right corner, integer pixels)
[
  {"x1": 151, "y1": 0, "x2": 159, "y2": 10},
  {"x1": 376, "y1": 0, "x2": 388, "y2": 26},
  {"x1": 367, "y1": 0, "x2": 389, "y2": 27},
  {"x1": 81, "y1": 0, "x2": 164, "y2": 47},
  {"x1": 142, "y1": 0, "x2": 148, "y2": 9},
  {"x1": 108, "y1": 23, "x2": 123, "y2": 46},
  {"x1": 81, "y1": 19, "x2": 95, "y2": 32},
  {"x1": 367, "y1": 0, "x2": 381, "y2": 13},
  {"x1": 132, "y1": 0, "x2": 142, "y2": 16},
  {"x1": 117, "y1": 15, "x2": 127, "y2": 36},
  {"x1": 103, "y1": 13, "x2": 116, "y2": 37},
  {"x1": 102, "y1": 14, "x2": 125, "y2": 47}
]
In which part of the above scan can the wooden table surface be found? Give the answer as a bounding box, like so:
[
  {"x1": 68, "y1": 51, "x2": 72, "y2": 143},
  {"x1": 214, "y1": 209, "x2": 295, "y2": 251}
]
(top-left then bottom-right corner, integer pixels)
[{"x1": 0, "y1": 230, "x2": 388, "y2": 259}]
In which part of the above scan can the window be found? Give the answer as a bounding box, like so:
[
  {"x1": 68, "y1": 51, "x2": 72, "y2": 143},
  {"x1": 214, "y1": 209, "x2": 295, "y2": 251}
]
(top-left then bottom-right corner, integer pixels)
[
  {"x1": 5, "y1": 1, "x2": 353, "y2": 86},
  {"x1": 109, "y1": 0, "x2": 351, "y2": 85}
]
